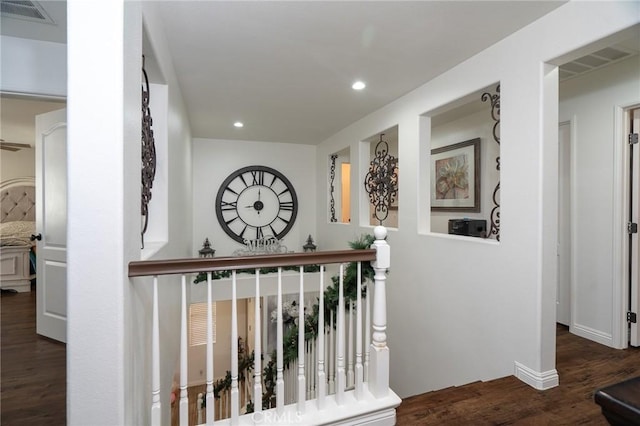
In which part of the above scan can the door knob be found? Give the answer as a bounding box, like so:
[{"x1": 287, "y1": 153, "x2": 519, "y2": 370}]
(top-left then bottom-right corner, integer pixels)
[{"x1": 30, "y1": 233, "x2": 42, "y2": 241}]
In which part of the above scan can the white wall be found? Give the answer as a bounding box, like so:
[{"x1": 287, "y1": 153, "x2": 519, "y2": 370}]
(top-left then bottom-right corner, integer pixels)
[
  {"x1": 67, "y1": 2, "x2": 193, "y2": 425},
  {"x1": 315, "y1": 2, "x2": 639, "y2": 398},
  {"x1": 192, "y1": 138, "x2": 316, "y2": 257},
  {"x1": 0, "y1": 35, "x2": 66, "y2": 97},
  {"x1": 431, "y1": 107, "x2": 500, "y2": 234},
  {"x1": 0, "y1": 148, "x2": 35, "y2": 181},
  {"x1": 189, "y1": 138, "x2": 316, "y2": 385},
  {"x1": 67, "y1": 2, "x2": 132, "y2": 424},
  {"x1": 559, "y1": 55, "x2": 640, "y2": 348}
]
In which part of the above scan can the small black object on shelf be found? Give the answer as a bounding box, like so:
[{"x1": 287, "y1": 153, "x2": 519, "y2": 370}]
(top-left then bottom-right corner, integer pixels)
[
  {"x1": 448, "y1": 219, "x2": 486, "y2": 238},
  {"x1": 198, "y1": 238, "x2": 216, "y2": 258},
  {"x1": 303, "y1": 235, "x2": 317, "y2": 252}
]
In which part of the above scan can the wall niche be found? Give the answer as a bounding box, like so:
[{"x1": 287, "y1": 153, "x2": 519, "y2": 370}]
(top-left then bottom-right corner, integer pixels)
[
  {"x1": 427, "y1": 83, "x2": 500, "y2": 240},
  {"x1": 328, "y1": 147, "x2": 351, "y2": 223}
]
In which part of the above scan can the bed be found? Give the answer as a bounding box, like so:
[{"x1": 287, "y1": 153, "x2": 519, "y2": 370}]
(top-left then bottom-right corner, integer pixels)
[{"x1": 0, "y1": 177, "x2": 36, "y2": 292}]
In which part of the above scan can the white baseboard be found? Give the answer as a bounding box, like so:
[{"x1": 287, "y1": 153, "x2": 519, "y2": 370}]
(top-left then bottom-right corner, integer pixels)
[
  {"x1": 514, "y1": 361, "x2": 559, "y2": 390},
  {"x1": 571, "y1": 323, "x2": 614, "y2": 348}
]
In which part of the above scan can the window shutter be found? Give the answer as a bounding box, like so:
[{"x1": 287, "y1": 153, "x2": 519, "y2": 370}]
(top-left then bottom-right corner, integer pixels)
[{"x1": 189, "y1": 302, "x2": 216, "y2": 346}]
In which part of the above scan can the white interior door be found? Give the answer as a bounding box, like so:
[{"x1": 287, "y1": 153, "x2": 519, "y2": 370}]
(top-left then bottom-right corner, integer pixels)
[
  {"x1": 557, "y1": 122, "x2": 571, "y2": 326},
  {"x1": 630, "y1": 108, "x2": 640, "y2": 346},
  {"x1": 35, "y1": 108, "x2": 67, "y2": 343}
]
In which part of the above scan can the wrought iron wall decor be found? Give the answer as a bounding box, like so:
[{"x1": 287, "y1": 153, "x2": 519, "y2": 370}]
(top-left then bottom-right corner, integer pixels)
[
  {"x1": 141, "y1": 55, "x2": 157, "y2": 249},
  {"x1": 364, "y1": 133, "x2": 398, "y2": 225},
  {"x1": 329, "y1": 154, "x2": 338, "y2": 222},
  {"x1": 481, "y1": 84, "x2": 500, "y2": 241}
]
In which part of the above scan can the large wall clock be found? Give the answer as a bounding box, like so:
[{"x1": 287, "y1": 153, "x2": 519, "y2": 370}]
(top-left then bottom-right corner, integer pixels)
[{"x1": 215, "y1": 165, "x2": 298, "y2": 244}]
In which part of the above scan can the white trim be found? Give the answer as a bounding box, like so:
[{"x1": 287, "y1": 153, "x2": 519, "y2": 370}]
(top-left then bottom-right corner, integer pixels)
[
  {"x1": 514, "y1": 361, "x2": 559, "y2": 390},
  {"x1": 568, "y1": 117, "x2": 579, "y2": 334},
  {"x1": 613, "y1": 105, "x2": 629, "y2": 349},
  {"x1": 617, "y1": 101, "x2": 640, "y2": 348},
  {"x1": 571, "y1": 323, "x2": 614, "y2": 347}
]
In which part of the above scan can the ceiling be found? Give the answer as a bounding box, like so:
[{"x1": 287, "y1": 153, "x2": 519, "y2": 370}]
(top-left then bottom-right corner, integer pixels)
[
  {"x1": 7, "y1": 0, "x2": 633, "y2": 147},
  {"x1": 150, "y1": 1, "x2": 568, "y2": 145}
]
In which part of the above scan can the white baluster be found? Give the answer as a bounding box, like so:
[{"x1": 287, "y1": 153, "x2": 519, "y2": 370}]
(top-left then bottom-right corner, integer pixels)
[
  {"x1": 336, "y1": 264, "x2": 346, "y2": 405},
  {"x1": 369, "y1": 226, "x2": 390, "y2": 398},
  {"x1": 253, "y1": 270, "x2": 262, "y2": 413},
  {"x1": 151, "y1": 276, "x2": 161, "y2": 426},
  {"x1": 231, "y1": 271, "x2": 239, "y2": 424},
  {"x1": 347, "y1": 300, "x2": 354, "y2": 388},
  {"x1": 364, "y1": 279, "x2": 371, "y2": 383},
  {"x1": 304, "y1": 341, "x2": 313, "y2": 399},
  {"x1": 206, "y1": 272, "x2": 215, "y2": 424},
  {"x1": 179, "y1": 275, "x2": 189, "y2": 425},
  {"x1": 297, "y1": 267, "x2": 306, "y2": 412},
  {"x1": 317, "y1": 266, "x2": 326, "y2": 408},
  {"x1": 355, "y1": 261, "x2": 364, "y2": 399},
  {"x1": 276, "y1": 268, "x2": 284, "y2": 414},
  {"x1": 197, "y1": 393, "x2": 203, "y2": 425},
  {"x1": 328, "y1": 312, "x2": 334, "y2": 394}
]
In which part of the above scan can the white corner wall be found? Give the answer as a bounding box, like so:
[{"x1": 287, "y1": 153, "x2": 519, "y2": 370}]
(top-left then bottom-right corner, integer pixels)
[
  {"x1": 559, "y1": 55, "x2": 640, "y2": 348},
  {"x1": 192, "y1": 138, "x2": 316, "y2": 257},
  {"x1": 67, "y1": 1, "x2": 131, "y2": 424},
  {"x1": 316, "y1": 2, "x2": 639, "y2": 398},
  {"x1": 67, "y1": 1, "x2": 193, "y2": 424}
]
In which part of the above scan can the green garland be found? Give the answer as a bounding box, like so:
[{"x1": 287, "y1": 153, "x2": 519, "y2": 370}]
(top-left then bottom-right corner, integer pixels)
[
  {"x1": 200, "y1": 234, "x2": 376, "y2": 412},
  {"x1": 193, "y1": 264, "x2": 321, "y2": 284}
]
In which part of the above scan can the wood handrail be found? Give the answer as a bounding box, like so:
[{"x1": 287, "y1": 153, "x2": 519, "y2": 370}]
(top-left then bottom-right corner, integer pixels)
[{"x1": 128, "y1": 249, "x2": 376, "y2": 278}]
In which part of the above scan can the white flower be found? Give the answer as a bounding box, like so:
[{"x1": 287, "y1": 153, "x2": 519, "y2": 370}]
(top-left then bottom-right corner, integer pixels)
[{"x1": 270, "y1": 301, "x2": 299, "y2": 324}]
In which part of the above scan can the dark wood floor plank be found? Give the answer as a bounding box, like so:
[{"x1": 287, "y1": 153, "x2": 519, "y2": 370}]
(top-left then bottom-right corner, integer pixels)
[{"x1": 1, "y1": 289, "x2": 66, "y2": 426}]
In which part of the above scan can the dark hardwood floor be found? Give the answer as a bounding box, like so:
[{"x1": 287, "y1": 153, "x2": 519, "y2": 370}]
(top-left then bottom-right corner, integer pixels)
[
  {"x1": 397, "y1": 324, "x2": 640, "y2": 425},
  {"x1": 2, "y1": 289, "x2": 637, "y2": 426},
  {"x1": 1, "y1": 288, "x2": 66, "y2": 426}
]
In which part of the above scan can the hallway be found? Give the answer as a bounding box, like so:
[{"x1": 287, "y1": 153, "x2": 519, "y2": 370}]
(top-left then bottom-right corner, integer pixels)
[{"x1": 396, "y1": 324, "x2": 640, "y2": 424}]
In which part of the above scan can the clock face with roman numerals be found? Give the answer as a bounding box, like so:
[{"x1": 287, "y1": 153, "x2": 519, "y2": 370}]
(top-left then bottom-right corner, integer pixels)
[{"x1": 215, "y1": 165, "x2": 298, "y2": 244}]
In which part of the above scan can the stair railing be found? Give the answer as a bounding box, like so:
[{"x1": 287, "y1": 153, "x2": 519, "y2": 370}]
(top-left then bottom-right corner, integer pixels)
[{"x1": 129, "y1": 226, "x2": 396, "y2": 425}]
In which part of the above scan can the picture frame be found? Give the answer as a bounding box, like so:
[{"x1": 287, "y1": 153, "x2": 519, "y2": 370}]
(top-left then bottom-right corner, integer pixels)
[{"x1": 430, "y1": 138, "x2": 480, "y2": 212}]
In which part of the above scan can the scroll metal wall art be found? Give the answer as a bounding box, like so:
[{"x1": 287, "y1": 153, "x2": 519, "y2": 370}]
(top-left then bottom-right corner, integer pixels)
[
  {"x1": 481, "y1": 84, "x2": 500, "y2": 241},
  {"x1": 364, "y1": 133, "x2": 398, "y2": 225},
  {"x1": 141, "y1": 56, "x2": 157, "y2": 249},
  {"x1": 329, "y1": 154, "x2": 338, "y2": 222}
]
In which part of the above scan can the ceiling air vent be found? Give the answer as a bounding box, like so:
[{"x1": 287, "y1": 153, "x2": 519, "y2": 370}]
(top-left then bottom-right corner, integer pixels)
[
  {"x1": 560, "y1": 45, "x2": 635, "y2": 82},
  {"x1": 1, "y1": 0, "x2": 55, "y2": 24}
]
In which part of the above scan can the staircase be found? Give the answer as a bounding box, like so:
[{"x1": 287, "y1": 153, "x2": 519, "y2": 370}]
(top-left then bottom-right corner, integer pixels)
[{"x1": 129, "y1": 226, "x2": 400, "y2": 425}]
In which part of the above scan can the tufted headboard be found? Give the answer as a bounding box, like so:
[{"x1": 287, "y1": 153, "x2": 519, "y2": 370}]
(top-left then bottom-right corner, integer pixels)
[{"x1": 1, "y1": 177, "x2": 36, "y2": 223}]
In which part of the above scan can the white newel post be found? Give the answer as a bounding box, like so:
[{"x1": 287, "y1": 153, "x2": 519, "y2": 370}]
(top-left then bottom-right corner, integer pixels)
[{"x1": 369, "y1": 226, "x2": 389, "y2": 398}]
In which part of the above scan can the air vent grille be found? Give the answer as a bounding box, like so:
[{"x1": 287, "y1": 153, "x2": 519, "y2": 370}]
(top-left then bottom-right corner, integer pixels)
[
  {"x1": 1, "y1": 0, "x2": 54, "y2": 24},
  {"x1": 560, "y1": 46, "x2": 635, "y2": 82}
]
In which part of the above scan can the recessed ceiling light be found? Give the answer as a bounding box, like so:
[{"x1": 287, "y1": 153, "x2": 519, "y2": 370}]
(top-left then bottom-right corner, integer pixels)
[
  {"x1": 233, "y1": 121, "x2": 244, "y2": 128},
  {"x1": 352, "y1": 81, "x2": 366, "y2": 90}
]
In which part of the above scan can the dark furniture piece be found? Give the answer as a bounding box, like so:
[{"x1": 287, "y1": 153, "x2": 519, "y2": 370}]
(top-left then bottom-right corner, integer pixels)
[
  {"x1": 448, "y1": 219, "x2": 487, "y2": 238},
  {"x1": 595, "y1": 376, "x2": 640, "y2": 425}
]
